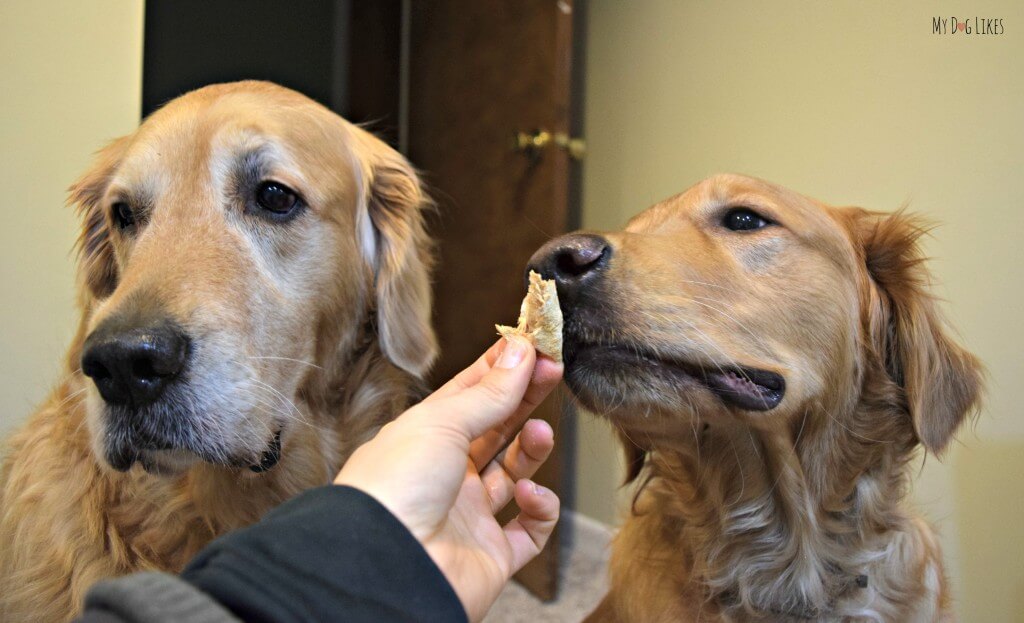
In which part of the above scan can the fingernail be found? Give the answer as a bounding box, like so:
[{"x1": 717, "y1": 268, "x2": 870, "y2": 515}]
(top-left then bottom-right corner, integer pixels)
[
  {"x1": 531, "y1": 481, "x2": 550, "y2": 496},
  {"x1": 497, "y1": 337, "x2": 528, "y2": 369}
]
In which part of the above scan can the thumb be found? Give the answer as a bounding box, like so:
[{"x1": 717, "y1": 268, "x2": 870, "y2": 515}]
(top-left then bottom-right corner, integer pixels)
[{"x1": 430, "y1": 337, "x2": 536, "y2": 440}]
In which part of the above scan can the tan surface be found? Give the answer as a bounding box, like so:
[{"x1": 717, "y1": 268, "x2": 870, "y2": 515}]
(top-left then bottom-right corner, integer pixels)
[
  {"x1": 953, "y1": 441, "x2": 1024, "y2": 623},
  {"x1": 0, "y1": 0, "x2": 143, "y2": 436},
  {"x1": 577, "y1": 2, "x2": 1024, "y2": 621}
]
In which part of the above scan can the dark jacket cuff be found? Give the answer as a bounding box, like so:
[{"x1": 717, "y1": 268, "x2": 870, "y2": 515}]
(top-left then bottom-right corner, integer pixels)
[{"x1": 181, "y1": 485, "x2": 468, "y2": 623}]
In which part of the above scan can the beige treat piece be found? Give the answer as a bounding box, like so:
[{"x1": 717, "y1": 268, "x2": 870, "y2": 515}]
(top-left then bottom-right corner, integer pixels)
[{"x1": 496, "y1": 271, "x2": 563, "y2": 362}]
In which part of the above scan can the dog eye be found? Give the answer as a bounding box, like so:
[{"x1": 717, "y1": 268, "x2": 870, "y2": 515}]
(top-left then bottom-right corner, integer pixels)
[
  {"x1": 255, "y1": 182, "x2": 301, "y2": 218},
  {"x1": 112, "y1": 202, "x2": 135, "y2": 230},
  {"x1": 723, "y1": 208, "x2": 770, "y2": 231}
]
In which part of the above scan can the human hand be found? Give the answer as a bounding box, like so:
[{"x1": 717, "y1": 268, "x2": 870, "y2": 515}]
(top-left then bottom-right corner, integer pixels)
[{"x1": 334, "y1": 336, "x2": 563, "y2": 622}]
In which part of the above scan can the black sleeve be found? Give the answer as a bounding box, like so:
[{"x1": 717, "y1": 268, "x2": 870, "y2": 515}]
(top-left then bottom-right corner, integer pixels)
[{"x1": 78, "y1": 485, "x2": 468, "y2": 623}]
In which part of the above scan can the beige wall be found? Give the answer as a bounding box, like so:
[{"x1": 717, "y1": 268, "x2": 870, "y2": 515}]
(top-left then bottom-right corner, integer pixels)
[
  {"x1": 577, "y1": 1, "x2": 1024, "y2": 621},
  {"x1": 0, "y1": 1, "x2": 144, "y2": 436}
]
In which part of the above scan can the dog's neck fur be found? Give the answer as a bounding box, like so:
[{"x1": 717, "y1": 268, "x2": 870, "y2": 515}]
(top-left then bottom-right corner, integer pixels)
[{"x1": 631, "y1": 361, "x2": 936, "y2": 621}]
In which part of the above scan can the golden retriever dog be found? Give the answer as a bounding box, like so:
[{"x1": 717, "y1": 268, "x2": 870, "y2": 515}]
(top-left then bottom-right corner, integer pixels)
[
  {"x1": 528, "y1": 174, "x2": 982, "y2": 622},
  {"x1": 0, "y1": 81, "x2": 436, "y2": 622}
]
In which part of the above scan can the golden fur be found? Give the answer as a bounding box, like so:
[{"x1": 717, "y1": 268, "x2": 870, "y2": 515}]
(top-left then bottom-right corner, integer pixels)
[
  {"x1": 556, "y1": 174, "x2": 982, "y2": 622},
  {"x1": 0, "y1": 81, "x2": 436, "y2": 622}
]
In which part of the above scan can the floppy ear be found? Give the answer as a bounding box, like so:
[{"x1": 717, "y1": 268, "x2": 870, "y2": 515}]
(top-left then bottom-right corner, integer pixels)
[
  {"x1": 855, "y1": 209, "x2": 983, "y2": 454},
  {"x1": 69, "y1": 136, "x2": 129, "y2": 299},
  {"x1": 354, "y1": 130, "x2": 438, "y2": 378}
]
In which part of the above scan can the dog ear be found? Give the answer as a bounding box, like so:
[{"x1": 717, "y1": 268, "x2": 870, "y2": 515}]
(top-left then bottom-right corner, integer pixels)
[
  {"x1": 854, "y1": 209, "x2": 983, "y2": 454},
  {"x1": 354, "y1": 131, "x2": 438, "y2": 378},
  {"x1": 69, "y1": 136, "x2": 130, "y2": 299}
]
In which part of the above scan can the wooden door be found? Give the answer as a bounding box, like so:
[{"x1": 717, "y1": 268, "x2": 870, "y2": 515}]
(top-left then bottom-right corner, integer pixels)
[{"x1": 408, "y1": 0, "x2": 583, "y2": 601}]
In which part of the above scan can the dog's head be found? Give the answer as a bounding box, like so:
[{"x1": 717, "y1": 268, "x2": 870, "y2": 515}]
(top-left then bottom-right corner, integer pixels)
[
  {"x1": 531, "y1": 174, "x2": 981, "y2": 462},
  {"x1": 70, "y1": 81, "x2": 436, "y2": 475}
]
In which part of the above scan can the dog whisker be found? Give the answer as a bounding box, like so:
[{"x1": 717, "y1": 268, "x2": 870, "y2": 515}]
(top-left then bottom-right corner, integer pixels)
[
  {"x1": 640, "y1": 306, "x2": 756, "y2": 387},
  {"x1": 726, "y1": 435, "x2": 746, "y2": 508},
  {"x1": 677, "y1": 278, "x2": 736, "y2": 293},
  {"x1": 54, "y1": 385, "x2": 90, "y2": 412},
  {"x1": 688, "y1": 296, "x2": 774, "y2": 352},
  {"x1": 246, "y1": 356, "x2": 324, "y2": 370},
  {"x1": 237, "y1": 387, "x2": 324, "y2": 435},
  {"x1": 760, "y1": 409, "x2": 813, "y2": 502},
  {"x1": 249, "y1": 379, "x2": 323, "y2": 433}
]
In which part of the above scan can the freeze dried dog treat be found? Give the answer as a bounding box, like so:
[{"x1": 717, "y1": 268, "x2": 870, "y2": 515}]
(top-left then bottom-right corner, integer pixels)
[{"x1": 496, "y1": 271, "x2": 563, "y2": 362}]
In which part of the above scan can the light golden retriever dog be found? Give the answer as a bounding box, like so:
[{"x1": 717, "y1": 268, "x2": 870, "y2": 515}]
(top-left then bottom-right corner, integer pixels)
[
  {"x1": 528, "y1": 174, "x2": 982, "y2": 622},
  {"x1": 0, "y1": 81, "x2": 436, "y2": 622}
]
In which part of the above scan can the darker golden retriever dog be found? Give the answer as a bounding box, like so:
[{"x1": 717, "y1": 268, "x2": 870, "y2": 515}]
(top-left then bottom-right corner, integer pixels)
[
  {"x1": 529, "y1": 174, "x2": 982, "y2": 622},
  {"x1": 0, "y1": 81, "x2": 436, "y2": 622}
]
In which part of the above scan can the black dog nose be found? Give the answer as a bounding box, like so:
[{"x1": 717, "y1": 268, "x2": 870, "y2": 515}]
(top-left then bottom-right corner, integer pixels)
[
  {"x1": 527, "y1": 233, "x2": 611, "y2": 292},
  {"x1": 81, "y1": 320, "x2": 189, "y2": 408}
]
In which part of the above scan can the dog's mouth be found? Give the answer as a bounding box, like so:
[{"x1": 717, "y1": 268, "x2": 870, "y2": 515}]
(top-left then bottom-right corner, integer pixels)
[
  {"x1": 565, "y1": 342, "x2": 785, "y2": 412},
  {"x1": 249, "y1": 430, "x2": 283, "y2": 473},
  {"x1": 699, "y1": 365, "x2": 785, "y2": 411},
  {"x1": 104, "y1": 423, "x2": 285, "y2": 475}
]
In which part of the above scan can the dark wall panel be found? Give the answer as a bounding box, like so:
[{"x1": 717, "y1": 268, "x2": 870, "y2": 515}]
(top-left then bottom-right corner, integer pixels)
[{"x1": 142, "y1": 0, "x2": 345, "y2": 117}]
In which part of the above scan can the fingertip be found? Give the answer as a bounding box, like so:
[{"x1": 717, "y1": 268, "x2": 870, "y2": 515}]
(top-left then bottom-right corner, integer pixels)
[
  {"x1": 496, "y1": 335, "x2": 536, "y2": 370},
  {"x1": 514, "y1": 478, "x2": 539, "y2": 501},
  {"x1": 520, "y1": 419, "x2": 555, "y2": 458},
  {"x1": 531, "y1": 357, "x2": 564, "y2": 386},
  {"x1": 514, "y1": 478, "x2": 560, "y2": 517},
  {"x1": 522, "y1": 417, "x2": 554, "y2": 440},
  {"x1": 483, "y1": 337, "x2": 507, "y2": 366}
]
